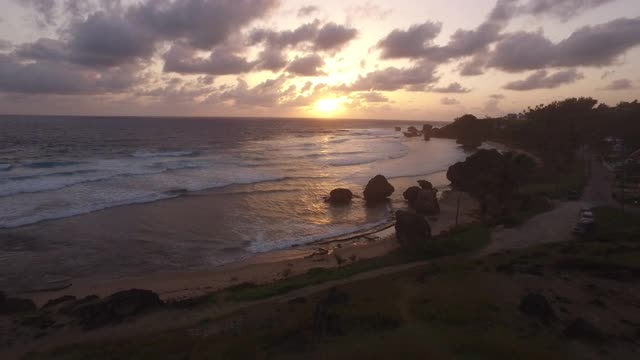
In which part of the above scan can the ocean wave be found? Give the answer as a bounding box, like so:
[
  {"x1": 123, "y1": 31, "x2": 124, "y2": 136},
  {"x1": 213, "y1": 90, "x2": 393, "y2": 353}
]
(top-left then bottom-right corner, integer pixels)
[
  {"x1": 131, "y1": 150, "x2": 198, "y2": 158},
  {"x1": 0, "y1": 164, "x2": 12, "y2": 171},
  {"x1": 23, "y1": 161, "x2": 84, "y2": 169},
  {"x1": 328, "y1": 138, "x2": 350, "y2": 144},
  {"x1": 246, "y1": 218, "x2": 392, "y2": 254}
]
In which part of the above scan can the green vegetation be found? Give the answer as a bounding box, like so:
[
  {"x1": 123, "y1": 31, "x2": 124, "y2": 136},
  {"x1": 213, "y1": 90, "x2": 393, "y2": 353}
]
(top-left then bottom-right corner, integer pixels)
[{"x1": 520, "y1": 159, "x2": 588, "y2": 199}]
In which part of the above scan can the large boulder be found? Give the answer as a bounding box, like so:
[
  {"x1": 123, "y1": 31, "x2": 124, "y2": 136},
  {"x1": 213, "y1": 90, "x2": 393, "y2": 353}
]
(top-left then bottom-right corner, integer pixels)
[
  {"x1": 326, "y1": 188, "x2": 353, "y2": 205},
  {"x1": 403, "y1": 186, "x2": 421, "y2": 206},
  {"x1": 363, "y1": 175, "x2": 394, "y2": 203},
  {"x1": 415, "y1": 190, "x2": 440, "y2": 215},
  {"x1": 0, "y1": 292, "x2": 37, "y2": 314},
  {"x1": 417, "y1": 180, "x2": 433, "y2": 190},
  {"x1": 65, "y1": 289, "x2": 163, "y2": 329},
  {"x1": 395, "y1": 210, "x2": 431, "y2": 250},
  {"x1": 422, "y1": 124, "x2": 433, "y2": 141}
]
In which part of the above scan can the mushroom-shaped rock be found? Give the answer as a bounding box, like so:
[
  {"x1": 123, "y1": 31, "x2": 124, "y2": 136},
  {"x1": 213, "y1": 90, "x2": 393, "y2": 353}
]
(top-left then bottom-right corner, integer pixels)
[
  {"x1": 422, "y1": 124, "x2": 433, "y2": 140},
  {"x1": 327, "y1": 188, "x2": 353, "y2": 205},
  {"x1": 403, "y1": 186, "x2": 422, "y2": 206},
  {"x1": 363, "y1": 175, "x2": 395, "y2": 203},
  {"x1": 415, "y1": 190, "x2": 440, "y2": 215},
  {"x1": 395, "y1": 210, "x2": 432, "y2": 250},
  {"x1": 417, "y1": 180, "x2": 433, "y2": 190}
]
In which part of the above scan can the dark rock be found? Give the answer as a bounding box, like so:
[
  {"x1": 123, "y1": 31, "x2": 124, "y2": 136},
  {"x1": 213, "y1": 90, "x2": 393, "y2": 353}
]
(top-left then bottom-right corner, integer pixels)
[
  {"x1": 326, "y1": 188, "x2": 353, "y2": 205},
  {"x1": 415, "y1": 190, "x2": 440, "y2": 215},
  {"x1": 42, "y1": 295, "x2": 76, "y2": 310},
  {"x1": 0, "y1": 295, "x2": 37, "y2": 314},
  {"x1": 403, "y1": 186, "x2": 421, "y2": 206},
  {"x1": 407, "y1": 126, "x2": 419, "y2": 134},
  {"x1": 417, "y1": 180, "x2": 433, "y2": 190},
  {"x1": 519, "y1": 293, "x2": 556, "y2": 324},
  {"x1": 422, "y1": 124, "x2": 433, "y2": 140},
  {"x1": 21, "y1": 313, "x2": 56, "y2": 329},
  {"x1": 363, "y1": 175, "x2": 394, "y2": 203},
  {"x1": 66, "y1": 289, "x2": 162, "y2": 329},
  {"x1": 106, "y1": 289, "x2": 163, "y2": 318},
  {"x1": 395, "y1": 210, "x2": 431, "y2": 250},
  {"x1": 564, "y1": 318, "x2": 605, "y2": 342},
  {"x1": 394, "y1": 127, "x2": 401, "y2": 131}
]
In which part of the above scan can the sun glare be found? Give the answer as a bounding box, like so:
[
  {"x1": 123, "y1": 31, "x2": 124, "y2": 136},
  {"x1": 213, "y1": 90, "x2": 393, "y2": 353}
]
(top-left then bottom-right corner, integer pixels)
[{"x1": 315, "y1": 98, "x2": 341, "y2": 114}]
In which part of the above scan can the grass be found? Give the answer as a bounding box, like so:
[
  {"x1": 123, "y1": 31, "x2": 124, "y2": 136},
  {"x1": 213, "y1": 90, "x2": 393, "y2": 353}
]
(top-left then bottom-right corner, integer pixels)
[{"x1": 227, "y1": 224, "x2": 490, "y2": 302}]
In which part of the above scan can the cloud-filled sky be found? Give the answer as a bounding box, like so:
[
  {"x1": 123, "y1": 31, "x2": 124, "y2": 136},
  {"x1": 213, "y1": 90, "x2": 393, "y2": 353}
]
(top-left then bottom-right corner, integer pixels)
[{"x1": 0, "y1": 0, "x2": 639, "y2": 120}]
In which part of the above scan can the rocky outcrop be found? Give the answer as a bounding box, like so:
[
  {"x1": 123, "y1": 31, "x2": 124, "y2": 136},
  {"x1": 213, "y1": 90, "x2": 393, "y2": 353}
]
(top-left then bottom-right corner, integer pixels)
[
  {"x1": 326, "y1": 188, "x2": 353, "y2": 205},
  {"x1": 415, "y1": 189, "x2": 440, "y2": 215},
  {"x1": 417, "y1": 180, "x2": 433, "y2": 190},
  {"x1": 63, "y1": 289, "x2": 163, "y2": 329},
  {"x1": 394, "y1": 126, "x2": 401, "y2": 131},
  {"x1": 447, "y1": 149, "x2": 505, "y2": 193},
  {"x1": 363, "y1": 175, "x2": 394, "y2": 203},
  {"x1": 404, "y1": 181, "x2": 440, "y2": 215},
  {"x1": 0, "y1": 291, "x2": 36, "y2": 314},
  {"x1": 395, "y1": 210, "x2": 432, "y2": 250},
  {"x1": 403, "y1": 186, "x2": 421, "y2": 206},
  {"x1": 519, "y1": 293, "x2": 556, "y2": 325},
  {"x1": 422, "y1": 124, "x2": 433, "y2": 141},
  {"x1": 564, "y1": 318, "x2": 604, "y2": 342},
  {"x1": 403, "y1": 126, "x2": 421, "y2": 138}
]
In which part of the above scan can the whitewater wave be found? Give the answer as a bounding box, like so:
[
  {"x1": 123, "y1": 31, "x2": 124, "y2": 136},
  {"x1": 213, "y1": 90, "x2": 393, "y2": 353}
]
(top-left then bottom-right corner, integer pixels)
[{"x1": 131, "y1": 150, "x2": 198, "y2": 158}]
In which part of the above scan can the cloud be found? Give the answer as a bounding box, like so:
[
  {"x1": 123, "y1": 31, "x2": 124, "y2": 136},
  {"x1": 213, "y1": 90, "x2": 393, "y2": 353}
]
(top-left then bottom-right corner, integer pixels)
[
  {"x1": 219, "y1": 76, "x2": 297, "y2": 108},
  {"x1": 128, "y1": 0, "x2": 279, "y2": 50},
  {"x1": 377, "y1": 22, "x2": 442, "y2": 59},
  {"x1": 353, "y1": 92, "x2": 390, "y2": 103},
  {"x1": 347, "y1": 2, "x2": 391, "y2": 20},
  {"x1": 313, "y1": 22, "x2": 358, "y2": 51},
  {"x1": 297, "y1": 5, "x2": 318, "y2": 17},
  {"x1": 68, "y1": 12, "x2": 156, "y2": 67},
  {"x1": 163, "y1": 44, "x2": 255, "y2": 75},
  {"x1": 286, "y1": 54, "x2": 325, "y2": 76},
  {"x1": 13, "y1": 0, "x2": 58, "y2": 27},
  {"x1": 0, "y1": 53, "x2": 141, "y2": 95},
  {"x1": 521, "y1": 0, "x2": 616, "y2": 21},
  {"x1": 441, "y1": 97, "x2": 460, "y2": 105},
  {"x1": 338, "y1": 61, "x2": 439, "y2": 92},
  {"x1": 600, "y1": 79, "x2": 634, "y2": 91},
  {"x1": 0, "y1": 39, "x2": 11, "y2": 50},
  {"x1": 489, "y1": 17, "x2": 640, "y2": 72},
  {"x1": 503, "y1": 69, "x2": 584, "y2": 90},
  {"x1": 255, "y1": 48, "x2": 288, "y2": 71},
  {"x1": 250, "y1": 20, "x2": 357, "y2": 51},
  {"x1": 429, "y1": 82, "x2": 471, "y2": 93},
  {"x1": 490, "y1": 94, "x2": 506, "y2": 99}
]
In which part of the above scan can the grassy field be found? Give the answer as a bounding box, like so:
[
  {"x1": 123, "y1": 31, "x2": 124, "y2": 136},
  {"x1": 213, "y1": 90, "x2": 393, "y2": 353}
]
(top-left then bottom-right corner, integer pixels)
[{"x1": 520, "y1": 159, "x2": 588, "y2": 199}]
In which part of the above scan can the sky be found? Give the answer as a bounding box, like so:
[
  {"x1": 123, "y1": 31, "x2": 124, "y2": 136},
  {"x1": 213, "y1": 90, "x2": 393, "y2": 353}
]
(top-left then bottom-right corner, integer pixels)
[{"x1": 0, "y1": 0, "x2": 639, "y2": 121}]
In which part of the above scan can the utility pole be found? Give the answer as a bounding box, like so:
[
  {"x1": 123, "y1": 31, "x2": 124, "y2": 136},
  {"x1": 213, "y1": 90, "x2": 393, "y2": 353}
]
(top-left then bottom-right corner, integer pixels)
[{"x1": 455, "y1": 193, "x2": 461, "y2": 227}]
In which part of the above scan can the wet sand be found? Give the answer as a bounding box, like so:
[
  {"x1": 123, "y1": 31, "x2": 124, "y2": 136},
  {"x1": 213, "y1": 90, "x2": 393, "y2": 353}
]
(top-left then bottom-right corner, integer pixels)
[{"x1": 25, "y1": 190, "x2": 479, "y2": 306}]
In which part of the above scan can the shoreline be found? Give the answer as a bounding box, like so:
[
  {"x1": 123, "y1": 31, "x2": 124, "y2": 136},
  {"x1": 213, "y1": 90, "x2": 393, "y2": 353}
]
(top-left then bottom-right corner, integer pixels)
[{"x1": 26, "y1": 189, "x2": 479, "y2": 306}]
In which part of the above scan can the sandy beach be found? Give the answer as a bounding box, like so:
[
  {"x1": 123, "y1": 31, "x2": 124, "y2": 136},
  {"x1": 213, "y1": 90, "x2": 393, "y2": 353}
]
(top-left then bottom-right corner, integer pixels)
[{"x1": 26, "y1": 190, "x2": 479, "y2": 306}]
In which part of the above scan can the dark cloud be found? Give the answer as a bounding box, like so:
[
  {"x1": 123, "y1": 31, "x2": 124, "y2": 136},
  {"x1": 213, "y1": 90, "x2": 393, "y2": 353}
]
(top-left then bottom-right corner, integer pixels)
[
  {"x1": 600, "y1": 79, "x2": 634, "y2": 91},
  {"x1": 313, "y1": 23, "x2": 358, "y2": 51},
  {"x1": 163, "y1": 44, "x2": 255, "y2": 75},
  {"x1": 459, "y1": 53, "x2": 488, "y2": 76},
  {"x1": 128, "y1": 0, "x2": 279, "y2": 49},
  {"x1": 489, "y1": 17, "x2": 640, "y2": 72},
  {"x1": 286, "y1": 54, "x2": 325, "y2": 76},
  {"x1": 429, "y1": 82, "x2": 471, "y2": 93},
  {"x1": 0, "y1": 53, "x2": 140, "y2": 95},
  {"x1": 68, "y1": 12, "x2": 156, "y2": 67},
  {"x1": 377, "y1": 22, "x2": 442, "y2": 59},
  {"x1": 338, "y1": 61, "x2": 439, "y2": 92},
  {"x1": 441, "y1": 97, "x2": 460, "y2": 105},
  {"x1": 503, "y1": 69, "x2": 583, "y2": 90},
  {"x1": 219, "y1": 76, "x2": 296, "y2": 107},
  {"x1": 16, "y1": 38, "x2": 68, "y2": 61},
  {"x1": 250, "y1": 21, "x2": 357, "y2": 51},
  {"x1": 297, "y1": 5, "x2": 318, "y2": 17},
  {"x1": 255, "y1": 48, "x2": 288, "y2": 72}
]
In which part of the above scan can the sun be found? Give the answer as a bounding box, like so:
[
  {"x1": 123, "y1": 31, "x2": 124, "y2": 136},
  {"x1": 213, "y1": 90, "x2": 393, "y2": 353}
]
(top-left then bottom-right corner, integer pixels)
[{"x1": 315, "y1": 98, "x2": 341, "y2": 114}]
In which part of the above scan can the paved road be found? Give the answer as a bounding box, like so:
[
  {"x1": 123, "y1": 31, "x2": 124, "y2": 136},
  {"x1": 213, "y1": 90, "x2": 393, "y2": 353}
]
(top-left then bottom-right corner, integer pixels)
[{"x1": 480, "y1": 157, "x2": 618, "y2": 256}]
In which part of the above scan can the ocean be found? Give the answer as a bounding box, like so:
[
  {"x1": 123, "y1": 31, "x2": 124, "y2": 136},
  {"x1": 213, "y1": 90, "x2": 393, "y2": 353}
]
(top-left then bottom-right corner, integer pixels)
[{"x1": 0, "y1": 116, "x2": 472, "y2": 291}]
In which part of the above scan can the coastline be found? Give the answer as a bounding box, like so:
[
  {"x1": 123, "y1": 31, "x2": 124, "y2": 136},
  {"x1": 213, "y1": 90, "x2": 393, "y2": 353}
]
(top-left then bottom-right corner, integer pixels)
[{"x1": 26, "y1": 189, "x2": 479, "y2": 306}]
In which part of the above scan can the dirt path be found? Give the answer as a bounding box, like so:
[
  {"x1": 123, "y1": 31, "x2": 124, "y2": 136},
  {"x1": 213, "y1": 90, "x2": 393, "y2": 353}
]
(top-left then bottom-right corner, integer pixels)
[{"x1": 481, "y1": 157, "x2": 617, "y2": 256}]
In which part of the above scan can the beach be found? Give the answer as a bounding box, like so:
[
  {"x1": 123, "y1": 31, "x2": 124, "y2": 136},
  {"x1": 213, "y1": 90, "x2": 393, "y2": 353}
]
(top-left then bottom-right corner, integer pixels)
[{"x1": 24, "y1": 189, "x2": 478, "y2": 306}]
